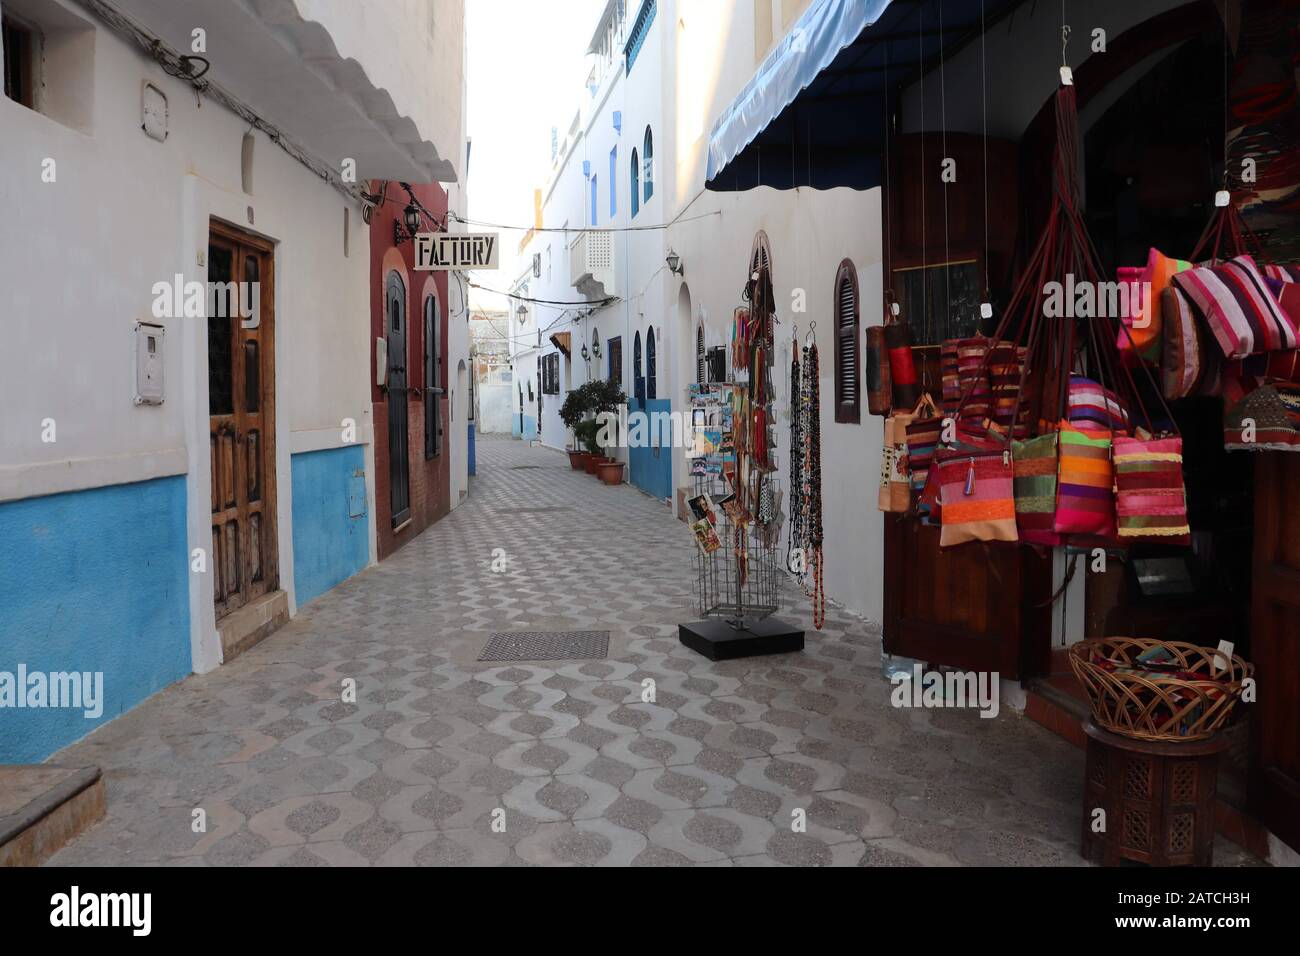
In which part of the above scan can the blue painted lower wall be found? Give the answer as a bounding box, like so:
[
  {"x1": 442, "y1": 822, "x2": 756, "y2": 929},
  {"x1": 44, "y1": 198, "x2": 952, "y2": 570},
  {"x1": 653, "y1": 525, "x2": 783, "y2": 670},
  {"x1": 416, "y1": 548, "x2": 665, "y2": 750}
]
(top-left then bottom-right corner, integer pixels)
[
  {"x1": 0, "y1": 476, "x2": 191, "y2": 763},
  {"x1": 291, "y1": 445, "x2": 370, "y2": 608},
  {"x1": 512, "y1": 415, "x2": 537, "y2": 442},
  {"x1": 629, "y1": 399, "x2": 674, "y2": 501}
]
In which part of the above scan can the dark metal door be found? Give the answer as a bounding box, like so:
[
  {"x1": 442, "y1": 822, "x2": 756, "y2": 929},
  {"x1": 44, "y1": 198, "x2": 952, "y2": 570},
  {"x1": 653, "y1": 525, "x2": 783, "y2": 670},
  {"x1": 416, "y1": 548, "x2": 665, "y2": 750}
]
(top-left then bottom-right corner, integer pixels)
[
  {"x1": 386, "y1": 273, "x2": 410, "y2": 526},
  {"x1": 1250, "y1": 454, "x2": 1300, "y2": 853}
]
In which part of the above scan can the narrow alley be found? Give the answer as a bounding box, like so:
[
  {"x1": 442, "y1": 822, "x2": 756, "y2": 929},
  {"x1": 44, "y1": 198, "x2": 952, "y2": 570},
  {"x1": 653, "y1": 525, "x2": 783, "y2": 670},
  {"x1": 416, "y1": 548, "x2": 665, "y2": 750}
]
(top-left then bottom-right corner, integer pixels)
[{"x1": 40, "y1": 437, "x2": 1257, "y2": 867}]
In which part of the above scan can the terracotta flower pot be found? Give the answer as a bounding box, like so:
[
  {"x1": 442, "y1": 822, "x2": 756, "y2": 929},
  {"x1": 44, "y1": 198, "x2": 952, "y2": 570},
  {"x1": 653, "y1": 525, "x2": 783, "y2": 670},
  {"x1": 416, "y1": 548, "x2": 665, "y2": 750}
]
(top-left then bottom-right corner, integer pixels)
[
  {"x1": 568, "y1": 450, "x2": 589, "y2": 471},
  {"x1": 583, "y1": 453, "x2": 601, "y2": 475},
  {"x1": 596, "y1": 460, "x2": 625, "y2": 485}
]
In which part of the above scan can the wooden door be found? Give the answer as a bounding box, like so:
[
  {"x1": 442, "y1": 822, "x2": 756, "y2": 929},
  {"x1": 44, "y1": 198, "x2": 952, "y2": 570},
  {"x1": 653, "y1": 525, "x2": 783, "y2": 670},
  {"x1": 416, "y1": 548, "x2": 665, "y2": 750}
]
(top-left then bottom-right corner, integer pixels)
[
  {"x1": 1250, "y1": 454, "x2": 1300, "y2": 852},
  {"x1": 883, "y1": 521, "x2": 1052, "y2": 679},
  {"x1": 208, "y1": 223, "x2": 277, "y2": 618},
  {"x1": 385, "y1": 273, "x2": 411, "y2": 526}
]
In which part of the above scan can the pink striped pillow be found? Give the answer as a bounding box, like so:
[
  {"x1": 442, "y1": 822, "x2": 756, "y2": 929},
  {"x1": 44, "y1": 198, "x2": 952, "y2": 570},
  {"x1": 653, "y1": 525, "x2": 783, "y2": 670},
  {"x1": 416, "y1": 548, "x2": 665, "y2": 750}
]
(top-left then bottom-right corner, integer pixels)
[{"x1": 1172, "y1": 255, "x2": 1299, "y2": 359}]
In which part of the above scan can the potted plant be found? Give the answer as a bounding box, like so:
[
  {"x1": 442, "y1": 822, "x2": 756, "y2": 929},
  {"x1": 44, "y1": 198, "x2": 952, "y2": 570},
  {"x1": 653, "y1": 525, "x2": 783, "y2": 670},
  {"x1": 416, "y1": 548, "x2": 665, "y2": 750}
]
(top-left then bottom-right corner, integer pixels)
[
  {"x1": 560, "y1": 379, "x2": 626, "y2": 475},
  {"x1": 560, "y1": 387, "x2": 593, "y2": 470},
  {"x1": 574, "y1": 419, "x2": 603, "y2": 473},
  {"x1": 596, "y1": 458, "x2": 625, "y2": 485}
]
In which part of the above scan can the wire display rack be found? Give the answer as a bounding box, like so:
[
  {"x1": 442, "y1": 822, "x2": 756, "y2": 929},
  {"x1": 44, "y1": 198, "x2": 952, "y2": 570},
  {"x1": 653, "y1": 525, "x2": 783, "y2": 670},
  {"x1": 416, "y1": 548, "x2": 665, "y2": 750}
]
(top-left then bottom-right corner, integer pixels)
[{"x1": 691, "y1": 469, "x2": 783, "y2": 622}]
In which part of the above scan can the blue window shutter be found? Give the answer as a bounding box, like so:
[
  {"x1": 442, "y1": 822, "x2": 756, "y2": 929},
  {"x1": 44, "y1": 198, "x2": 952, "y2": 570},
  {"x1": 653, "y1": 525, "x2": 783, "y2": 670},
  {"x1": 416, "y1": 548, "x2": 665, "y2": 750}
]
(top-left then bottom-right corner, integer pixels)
[
  {"x1": 590, "y1": 175, "x2": 598, "y2": 227},
  {"x1": 609, "y1": 146, "x2": 617, "y2": 217},
  {"x1": 623, "y1": 0, "x2": 657, "y2": 75}
]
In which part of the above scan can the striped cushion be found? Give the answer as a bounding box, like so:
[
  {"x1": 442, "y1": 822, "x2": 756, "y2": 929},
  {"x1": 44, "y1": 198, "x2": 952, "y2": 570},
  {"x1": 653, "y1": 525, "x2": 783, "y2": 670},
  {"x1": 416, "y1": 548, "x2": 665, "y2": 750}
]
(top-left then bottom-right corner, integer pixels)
[
  {"x1": 1012, "y1": 432, "x2": 1061, "y2": 546},
  {"x1": 1067, "y1": 375, "x2": 1130, "y2": 431},
  {"x1": 1116, "y1": 250, "x2": 1192, "y2": 367},
  {"x1": 1054, "y1": 424, "x2": 1116, "y2": 538},
  {"x1": 1113, "y1": 437, "x2": 1190, "y2": 544},
  {"x1": 1263, "y1": 264, "x2": 1300, "y2": 284},
  {"x1": 1172, "y1": 255, "x2": 1299, "y2": 358},
  {"x1": 1161, "y1": 286, "x2": 1208, "y2": 399}
]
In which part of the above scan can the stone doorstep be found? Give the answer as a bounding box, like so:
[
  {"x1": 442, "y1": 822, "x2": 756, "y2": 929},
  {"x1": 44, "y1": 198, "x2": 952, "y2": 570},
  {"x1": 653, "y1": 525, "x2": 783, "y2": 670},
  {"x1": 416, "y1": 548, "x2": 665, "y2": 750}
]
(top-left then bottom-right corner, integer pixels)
[
  {"x1": 1024, "y1": 679, "x2": 1275, "y2": 862},
  {"x1": 218, "y1": 589, "x2": 290, "y2": 663},
  {"x1": 0, "y1": 765, "x2": 105, "y2": 867}
]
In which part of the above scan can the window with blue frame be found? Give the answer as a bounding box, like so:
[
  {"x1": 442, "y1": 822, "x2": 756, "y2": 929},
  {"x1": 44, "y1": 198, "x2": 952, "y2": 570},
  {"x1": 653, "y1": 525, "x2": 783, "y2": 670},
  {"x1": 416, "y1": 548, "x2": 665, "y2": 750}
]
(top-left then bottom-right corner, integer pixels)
[
  {"x1": 607, "y1": 335, "x2": 622, "y2": 389},
  {"x1": 646, "y1": 327, "x2": 657, "y2": 399},
  {"x1": 630, "y1": 148, "x2": 640, "y2": 218},
  {"x1": 643, "y1": 127, "x2": 654, "y2": 203},
  {"x1": 624, "y1": 0, "x2": 656, "y2": 75},
  {"x1": 609, "y1": 146, "x2": 617, "y2": 218},
  {"x1": 633, "y1": 331, "x2": 644, "y2": 403},
  {"x1": 589, "y1": 174, "x2": 598, "y2": 227}
]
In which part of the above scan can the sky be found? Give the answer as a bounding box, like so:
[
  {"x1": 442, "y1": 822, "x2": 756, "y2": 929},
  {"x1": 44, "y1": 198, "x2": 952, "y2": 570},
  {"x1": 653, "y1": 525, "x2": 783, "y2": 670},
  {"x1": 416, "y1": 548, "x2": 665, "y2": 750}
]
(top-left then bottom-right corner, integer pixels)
[{"x1": 464, "y1": 0, "x2": 609, "y2": 312}]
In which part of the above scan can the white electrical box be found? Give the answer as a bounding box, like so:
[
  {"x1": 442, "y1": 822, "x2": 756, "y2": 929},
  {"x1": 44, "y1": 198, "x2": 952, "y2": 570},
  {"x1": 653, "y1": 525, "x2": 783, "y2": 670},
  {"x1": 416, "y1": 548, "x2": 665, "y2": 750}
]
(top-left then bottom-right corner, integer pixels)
[
  {"x1": 134, "y1": 321, "x2": 165, "y2": 405},
  {"x1": 142, "y1": 82, "x2": 168, "y2": 142},
  {"x1": 375, "y1": 337, "x2": 388, "y2": 387}
]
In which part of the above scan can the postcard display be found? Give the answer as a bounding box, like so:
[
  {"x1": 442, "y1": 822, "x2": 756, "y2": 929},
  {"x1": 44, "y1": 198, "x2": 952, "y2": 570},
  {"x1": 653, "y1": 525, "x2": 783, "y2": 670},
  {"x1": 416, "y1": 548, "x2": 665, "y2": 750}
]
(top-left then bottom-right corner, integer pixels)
[{"x1": 678, "y1": 263, "x2": 805, "y2": 660}]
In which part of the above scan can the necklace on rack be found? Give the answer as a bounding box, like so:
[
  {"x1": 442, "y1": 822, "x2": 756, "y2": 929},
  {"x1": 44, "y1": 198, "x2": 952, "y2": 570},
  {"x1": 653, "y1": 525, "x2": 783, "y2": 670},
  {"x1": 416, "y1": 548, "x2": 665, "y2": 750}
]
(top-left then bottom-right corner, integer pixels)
[
  {"x1": 803, "y1": 337, "x2": 825, "y2": 629},
  {"x1": 788, "y1": 335, "x2": 805, "y2": 573}
]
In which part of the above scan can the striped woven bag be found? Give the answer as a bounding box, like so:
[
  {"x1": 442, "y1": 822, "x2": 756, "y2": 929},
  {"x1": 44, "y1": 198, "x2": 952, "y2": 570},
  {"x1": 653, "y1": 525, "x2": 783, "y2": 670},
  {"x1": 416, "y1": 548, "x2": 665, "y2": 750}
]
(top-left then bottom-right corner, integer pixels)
[
  {"x1": 1053, "y1": 423, "x2": 1116, "y2": 540},
  {"x1": 1112, "y1": 436, "x2": 1190, "y2": 545},
  {"x1": 1011, "y1": 432, "x2": 1061, "y2": 546},
  {"x1": 936, "y1": 445, "x2": 1019, "y2": 548}
]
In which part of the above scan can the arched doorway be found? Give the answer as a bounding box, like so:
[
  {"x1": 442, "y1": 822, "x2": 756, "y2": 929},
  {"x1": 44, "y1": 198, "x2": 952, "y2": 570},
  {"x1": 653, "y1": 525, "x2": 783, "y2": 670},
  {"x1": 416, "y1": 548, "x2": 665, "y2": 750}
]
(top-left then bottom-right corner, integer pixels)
[
  {"x1": 385, "y1": 271, "x2": 410, "y2": 527},
  {"x1": 674, "y1": 283, "x2": 694, "y2": 515}
]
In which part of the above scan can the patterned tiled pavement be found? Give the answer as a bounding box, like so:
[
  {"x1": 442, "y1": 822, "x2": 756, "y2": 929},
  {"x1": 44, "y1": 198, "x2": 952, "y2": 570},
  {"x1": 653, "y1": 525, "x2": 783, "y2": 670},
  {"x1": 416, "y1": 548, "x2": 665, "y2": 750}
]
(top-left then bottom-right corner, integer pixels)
[{"x1": 46, "y1": 436, "x2": 1263, "y2": 866}]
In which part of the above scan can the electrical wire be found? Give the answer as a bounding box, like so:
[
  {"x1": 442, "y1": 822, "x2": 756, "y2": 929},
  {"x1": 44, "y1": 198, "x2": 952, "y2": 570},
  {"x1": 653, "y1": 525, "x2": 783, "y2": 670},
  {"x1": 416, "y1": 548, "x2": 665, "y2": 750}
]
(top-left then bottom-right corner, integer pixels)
[
  {"x1": 75, "y1": 0, "x2": 367, "y2": 206},
  {"x1": 449, "y1": 210, "x2": 721, "y2": 235},
  {"x1": 467, "y1": 281, "x2": 618, "y2": 308}
]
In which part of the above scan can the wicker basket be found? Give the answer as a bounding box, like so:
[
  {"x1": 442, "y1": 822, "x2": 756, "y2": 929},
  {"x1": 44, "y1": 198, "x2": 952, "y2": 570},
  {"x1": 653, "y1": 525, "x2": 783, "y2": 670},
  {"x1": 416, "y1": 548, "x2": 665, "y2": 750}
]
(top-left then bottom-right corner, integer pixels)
[{"x1": 1067, "y1": 637, "x2": 1253, "y2": 743}]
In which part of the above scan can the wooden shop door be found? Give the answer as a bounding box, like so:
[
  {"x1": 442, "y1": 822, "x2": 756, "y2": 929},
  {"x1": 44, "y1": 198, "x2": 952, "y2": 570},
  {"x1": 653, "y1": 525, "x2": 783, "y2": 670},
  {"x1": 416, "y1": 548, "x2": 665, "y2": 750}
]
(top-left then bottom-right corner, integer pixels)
[
  {"x1": 1249, "y1": 454, "x2": 1300, "y2": 853},
  {"x1": 208, "y1": 222, "x2": 277, "y2": 618}
]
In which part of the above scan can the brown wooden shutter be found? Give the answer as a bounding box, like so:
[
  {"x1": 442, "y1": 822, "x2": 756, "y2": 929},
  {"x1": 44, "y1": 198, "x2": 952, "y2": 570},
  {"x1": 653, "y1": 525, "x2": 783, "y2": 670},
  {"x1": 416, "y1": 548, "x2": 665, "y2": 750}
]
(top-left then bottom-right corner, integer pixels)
[{"x1": 834, "y1": 260, "x2": 861, "y2": 423}]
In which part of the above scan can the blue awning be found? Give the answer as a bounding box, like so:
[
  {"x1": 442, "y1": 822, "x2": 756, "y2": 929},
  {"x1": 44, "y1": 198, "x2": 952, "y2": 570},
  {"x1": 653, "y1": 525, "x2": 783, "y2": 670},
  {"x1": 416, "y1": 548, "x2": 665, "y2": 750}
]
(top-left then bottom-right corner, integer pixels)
[{"x1": 706, "y1": 0, "x2": 1023, "y2": 191}]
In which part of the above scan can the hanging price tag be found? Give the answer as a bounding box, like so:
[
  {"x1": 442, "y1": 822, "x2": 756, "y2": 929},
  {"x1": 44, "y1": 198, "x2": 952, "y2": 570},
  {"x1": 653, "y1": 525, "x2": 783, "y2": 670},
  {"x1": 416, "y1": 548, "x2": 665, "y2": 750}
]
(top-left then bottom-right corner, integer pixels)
[
  {"x1": 1213, "y1": 639, "x2": 1235, "y2": 676},
  {"x1": 1059, "y1": 65, "x2": 1074, "y2": 86}
]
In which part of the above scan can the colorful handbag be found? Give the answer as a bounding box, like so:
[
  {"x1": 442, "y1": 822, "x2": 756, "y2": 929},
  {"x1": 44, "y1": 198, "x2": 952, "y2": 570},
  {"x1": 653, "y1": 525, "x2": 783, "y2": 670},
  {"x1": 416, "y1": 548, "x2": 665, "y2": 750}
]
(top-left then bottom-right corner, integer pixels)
[
  {"x1": 1067, "y1": 376, "x2": 1130, "y2": 432},
  {"x1": 1054, "y1": 423, "x2": 1116, "y2": 539},
  {"x1": 878, "y1": 409, "x2": 914, "y2": 513},
  {"x1": 936, "y1": 445, "x2": 1018, "y2": 548},
  {"x1": 1011, "y1": 431, "x2": 1061, "y2": 546},
  {"x1": 866, "y1": 325, "x2": 893, "y2": 416},
  {"x1": 885, "y1": 318, "x2": 920, "y2": 409},
  {"x1": 988, "y1": 341, "x2": 1029, "y2": 436},
  {"x1": 1112, "y1": 436, "x2": 1191, "y2": 545},
  {"x1": 902, "y1": 393, "x2": 942, "y2": 497}
]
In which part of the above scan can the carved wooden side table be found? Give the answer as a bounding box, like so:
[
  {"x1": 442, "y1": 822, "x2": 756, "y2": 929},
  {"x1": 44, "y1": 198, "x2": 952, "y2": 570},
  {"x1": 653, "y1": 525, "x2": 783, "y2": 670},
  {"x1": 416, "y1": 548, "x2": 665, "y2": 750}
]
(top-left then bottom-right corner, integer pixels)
[{"x1": 1080, "y1": 720, "x2": 1227, "y2": 867}]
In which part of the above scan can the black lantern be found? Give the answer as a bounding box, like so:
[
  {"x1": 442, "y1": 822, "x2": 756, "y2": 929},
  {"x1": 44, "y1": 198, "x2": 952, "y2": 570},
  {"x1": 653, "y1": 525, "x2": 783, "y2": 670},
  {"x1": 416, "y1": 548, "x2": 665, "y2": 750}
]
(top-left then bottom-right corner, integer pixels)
[
  {"x1": 581, "y1": 344, "x2": 590, "y2": 361},
  {"x1": 666, "y1": 248, "x2": 683, "y2": 276},
  {"x1": 392, "y1": 182, "x2": 425, "y2": 244}
]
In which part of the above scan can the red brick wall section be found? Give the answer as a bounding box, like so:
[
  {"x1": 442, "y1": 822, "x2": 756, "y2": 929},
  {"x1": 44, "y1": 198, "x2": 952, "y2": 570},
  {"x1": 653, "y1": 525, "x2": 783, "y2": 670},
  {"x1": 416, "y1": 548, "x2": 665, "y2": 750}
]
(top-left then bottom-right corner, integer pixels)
[{"x1": 369, "y1": 180, "x2": 453, "y2": 562}]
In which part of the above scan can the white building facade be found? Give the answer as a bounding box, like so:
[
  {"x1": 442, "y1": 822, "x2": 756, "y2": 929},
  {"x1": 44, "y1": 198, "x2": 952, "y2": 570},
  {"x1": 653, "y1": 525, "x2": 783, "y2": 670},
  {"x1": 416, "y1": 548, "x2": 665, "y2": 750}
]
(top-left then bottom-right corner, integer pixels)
[
  {"x1": 519, "y1": 0, "x2": 885, "y2": 619},
  {"x1": 0, "y1": 0, "x2": 465, "y2": 762}
]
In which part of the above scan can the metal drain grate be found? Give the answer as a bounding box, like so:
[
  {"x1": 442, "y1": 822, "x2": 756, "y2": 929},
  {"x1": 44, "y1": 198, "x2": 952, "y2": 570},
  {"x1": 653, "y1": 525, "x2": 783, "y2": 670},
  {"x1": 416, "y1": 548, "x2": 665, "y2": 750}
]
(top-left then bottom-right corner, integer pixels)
[{"x1": 478, "y1": 630, "x2": 610, "y2": 662}]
